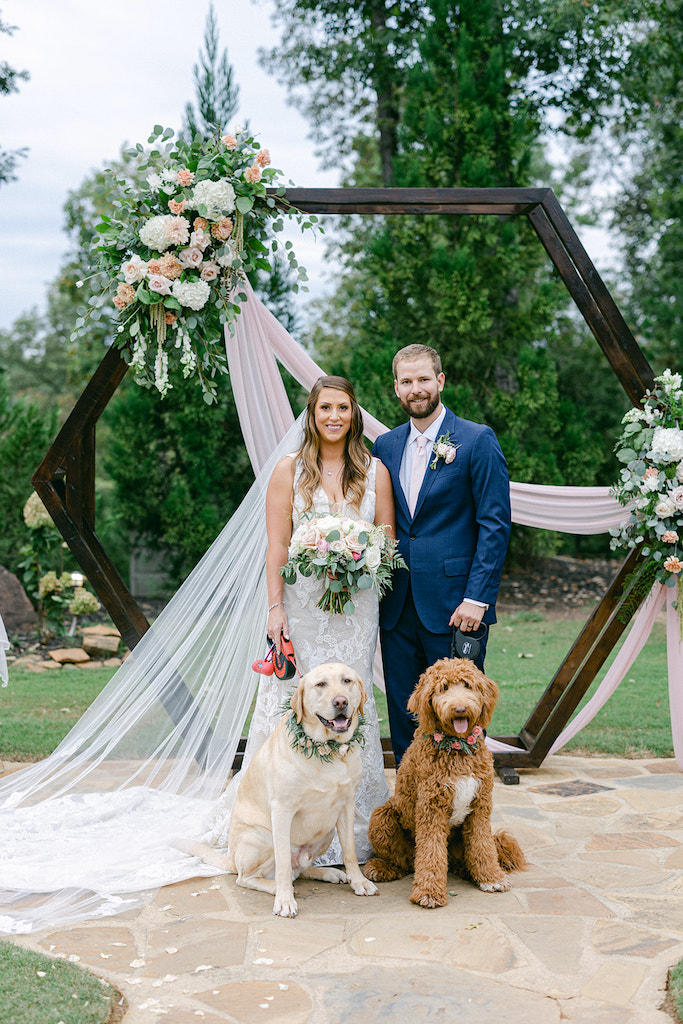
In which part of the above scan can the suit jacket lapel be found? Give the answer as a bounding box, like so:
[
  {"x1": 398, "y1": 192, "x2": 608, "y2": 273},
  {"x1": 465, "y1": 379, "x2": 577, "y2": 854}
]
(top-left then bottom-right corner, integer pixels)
[
  {"x1": 385, "y1": 423, "x2": 411, "y2": 521},
  {"x1": 412, "y1": 408, "x2": 458, "y2": 520}
]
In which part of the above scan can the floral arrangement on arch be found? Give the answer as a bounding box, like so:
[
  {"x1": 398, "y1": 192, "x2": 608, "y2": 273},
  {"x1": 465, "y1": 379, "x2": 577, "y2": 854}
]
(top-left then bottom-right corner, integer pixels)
[
  {"x1": 72, "y1": 126, "x2": 320, "y2": 403},
  {"x1": 610, "y1": 369, "x2": 683, "y2": 618},
  {"x1": 281, "y1": 514, "x2": 407, "y2": 615}
]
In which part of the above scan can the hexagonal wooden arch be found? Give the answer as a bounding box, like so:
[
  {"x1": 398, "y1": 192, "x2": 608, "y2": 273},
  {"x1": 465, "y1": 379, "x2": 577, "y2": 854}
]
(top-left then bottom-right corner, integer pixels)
[{"x1": 32, "y1": 187, "x2": 655, "y2": 772}]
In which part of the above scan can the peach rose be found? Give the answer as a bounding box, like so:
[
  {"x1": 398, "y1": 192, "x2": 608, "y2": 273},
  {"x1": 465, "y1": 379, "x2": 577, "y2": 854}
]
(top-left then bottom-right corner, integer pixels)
[
  {"x1": 121, "y1": 255, "x2": 147, "y2": 284},
  {"x1": 176, "y1": 168, "x2": 195, "y2": 186},
  {"x1": 179, "y1": 246, "x2": 204, "y2": 269},
  {"x1": 168, "y1": 198, "x2": 187, "y2": 215},
  {"x1": 158, "y1": 254, "x2": 183, "y2": 280},
  {"x1": 211, "y1": 217, "x2": 233, "y2": 241},
  {"x1": 190, "y1": 228, "x2": 211, "y2": 251},
  {"x1": 244, "y1": 164, "x2": 262, "y2": 183},
  {"x1": 255, "y1": 148, "x2": 271, "y2": 167},
  {"x1": 164, "y1": 312, "x2": 178, "y2": 326},
  {"x1": 147, "y1": 274, "x2": 172, "y2": 296},
  {"x1": 664, "y1": 555, "x2": 683, "y2": 574},
  {"x1": 199, "y1": 261, "x2": 219, "y2": 281},
  {"x1": 193, "y1": 216, "x2": 209, "y2": 232},
  {"x1": 222, "y1": 135, "x2": 237, "y2": 150},
  {"x1": 663, "y1": 531, "x2": 680, "y2": 543}
]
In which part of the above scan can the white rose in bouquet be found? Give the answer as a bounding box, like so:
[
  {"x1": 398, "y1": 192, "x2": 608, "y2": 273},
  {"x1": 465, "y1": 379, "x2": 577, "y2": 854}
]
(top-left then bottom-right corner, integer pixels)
[{"x1": 655, "y1": 497, "x2": 676, "y2": 518}]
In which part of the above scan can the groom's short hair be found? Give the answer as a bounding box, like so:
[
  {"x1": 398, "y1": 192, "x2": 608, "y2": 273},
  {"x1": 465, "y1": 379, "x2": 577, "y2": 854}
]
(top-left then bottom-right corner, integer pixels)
[{"x1": 392, "y1": 345, "x2": 442, "y2": 379}]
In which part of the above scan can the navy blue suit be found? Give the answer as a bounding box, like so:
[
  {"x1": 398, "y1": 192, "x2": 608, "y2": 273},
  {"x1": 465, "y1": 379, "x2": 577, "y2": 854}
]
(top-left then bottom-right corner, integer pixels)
[{"x1": 373, "y1": 406, "x2": 511, "y2": 763}]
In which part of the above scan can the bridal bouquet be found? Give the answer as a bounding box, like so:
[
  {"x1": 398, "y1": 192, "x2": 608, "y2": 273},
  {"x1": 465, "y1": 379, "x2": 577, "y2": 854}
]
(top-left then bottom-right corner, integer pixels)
[
  {"x1": 281, "y1": 514, "x2": 407, "y2": 615},
  {"x1": 610, "y1": 369, "x2": 683, "y2": 618},
  {"x1": 71, "y1": 125, "x2": 320, "y2": 403}
]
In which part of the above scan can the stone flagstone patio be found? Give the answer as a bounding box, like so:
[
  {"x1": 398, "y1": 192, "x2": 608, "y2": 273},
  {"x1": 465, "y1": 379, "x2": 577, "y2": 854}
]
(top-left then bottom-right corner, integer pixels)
[{"x1": 6, "y1": 753, "x2": 683, "y2": 1023}]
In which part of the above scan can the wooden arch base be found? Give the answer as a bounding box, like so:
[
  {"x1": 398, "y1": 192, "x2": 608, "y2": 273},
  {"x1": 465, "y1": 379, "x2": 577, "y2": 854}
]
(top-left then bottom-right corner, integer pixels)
[{"x1": 32, "y1": 187, "x2": 655, "y2": 775}]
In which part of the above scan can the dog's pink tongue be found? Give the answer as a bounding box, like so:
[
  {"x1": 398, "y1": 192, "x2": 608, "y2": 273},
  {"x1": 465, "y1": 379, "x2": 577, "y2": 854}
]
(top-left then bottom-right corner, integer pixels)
[{"x1": 453, "y1": 718, "x2": 469, "y2": 734}]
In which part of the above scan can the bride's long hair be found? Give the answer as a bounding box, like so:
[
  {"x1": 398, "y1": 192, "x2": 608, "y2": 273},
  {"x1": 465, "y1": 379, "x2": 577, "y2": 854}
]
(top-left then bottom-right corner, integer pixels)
[{"x1": 297, "y1": 376, "x2": 370, "y2": 513}]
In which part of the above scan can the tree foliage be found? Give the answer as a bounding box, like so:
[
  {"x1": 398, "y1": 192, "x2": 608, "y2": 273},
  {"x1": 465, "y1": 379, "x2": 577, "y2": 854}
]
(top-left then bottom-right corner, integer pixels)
[
  {"x1": 607, "y1": 0, "x2": 683, "y2": 371},
  {"x1": 182, "y1": 1, "x2": 240, "y2": 139},
  {"x1": 0, "y1": 10, "x2": 29, "y2": 186},
  {"x1": 0, "y1": 374, "x2": 57, "y2": 577}
]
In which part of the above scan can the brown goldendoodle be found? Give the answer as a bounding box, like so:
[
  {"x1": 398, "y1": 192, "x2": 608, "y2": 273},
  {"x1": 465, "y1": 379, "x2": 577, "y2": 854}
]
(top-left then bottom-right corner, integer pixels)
[{"x1": 365, "y1": 658, "x2": 526, "y2": 908}]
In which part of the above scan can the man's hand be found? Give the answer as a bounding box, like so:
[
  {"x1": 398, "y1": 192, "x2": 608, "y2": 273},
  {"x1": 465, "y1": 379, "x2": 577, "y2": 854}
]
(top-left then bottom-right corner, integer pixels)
[{"x1": 449, "y1": 600, "x2": 485, "y2": 631}]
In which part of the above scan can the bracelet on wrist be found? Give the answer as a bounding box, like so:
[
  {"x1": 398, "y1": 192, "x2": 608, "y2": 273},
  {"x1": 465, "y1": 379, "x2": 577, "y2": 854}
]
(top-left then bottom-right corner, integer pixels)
[{"x1": 268, "y1": 601, "x2": 284, "y2": 613}]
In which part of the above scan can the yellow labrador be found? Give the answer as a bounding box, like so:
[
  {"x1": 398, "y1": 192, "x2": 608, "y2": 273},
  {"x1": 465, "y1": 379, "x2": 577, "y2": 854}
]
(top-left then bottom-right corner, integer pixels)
[{"x1": 183, "y1": 663, "x2": 378, "y2": 917}]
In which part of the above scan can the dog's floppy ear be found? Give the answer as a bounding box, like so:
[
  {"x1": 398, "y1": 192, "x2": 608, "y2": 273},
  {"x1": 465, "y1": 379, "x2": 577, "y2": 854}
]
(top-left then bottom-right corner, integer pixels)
[
  {"x1": 407, "y1": 665, "x2": 440, "y2": 730},
  {"x1": 291, "y1": 674, "x2": 306, "y2": 723},
  {"x1": 357, "y1": 679, "x2": 369, "y2": 717},
  {"x1": 477, "y1": 672, "x2": 499, "y2": 730}
]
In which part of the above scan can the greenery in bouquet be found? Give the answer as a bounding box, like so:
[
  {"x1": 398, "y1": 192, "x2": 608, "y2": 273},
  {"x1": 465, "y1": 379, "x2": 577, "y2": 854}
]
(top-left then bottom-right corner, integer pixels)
[
  {"x1": 610, "y1": 369, "x2": 683, "y2": 620},
  {"x1": 281, "y1": 514, "x2": 407, "y2": 615},
  {"x1": 71, "y1": 125, "x2": 320, "y2": 404}
]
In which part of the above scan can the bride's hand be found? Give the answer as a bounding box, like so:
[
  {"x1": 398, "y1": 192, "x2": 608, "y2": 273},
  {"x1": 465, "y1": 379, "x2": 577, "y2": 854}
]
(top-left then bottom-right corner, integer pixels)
[{"x1": 267, "y1": 605, "x2": 289, "y2": 652}]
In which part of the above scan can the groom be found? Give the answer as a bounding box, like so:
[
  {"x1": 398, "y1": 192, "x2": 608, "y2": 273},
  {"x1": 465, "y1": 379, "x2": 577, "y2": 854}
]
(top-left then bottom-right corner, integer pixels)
[{"x1": 373, "y1": 344, "x2": 511, "y2": 765}]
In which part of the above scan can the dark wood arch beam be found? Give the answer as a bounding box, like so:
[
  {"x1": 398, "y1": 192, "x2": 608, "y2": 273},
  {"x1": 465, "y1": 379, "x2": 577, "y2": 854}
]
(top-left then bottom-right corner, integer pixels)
[{"x1": 31, "y1": 186, "x2": 655, "y2": 771}]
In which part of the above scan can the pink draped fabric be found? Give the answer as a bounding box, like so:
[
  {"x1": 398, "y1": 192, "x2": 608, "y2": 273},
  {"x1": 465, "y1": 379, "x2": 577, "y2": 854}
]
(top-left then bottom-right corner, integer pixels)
[
  {"x1": 509, "y1": 482, "x2": 630, "y2": 534},
  {"x1": 226, "y1": 285, "x2": 683, "y2": 767}
]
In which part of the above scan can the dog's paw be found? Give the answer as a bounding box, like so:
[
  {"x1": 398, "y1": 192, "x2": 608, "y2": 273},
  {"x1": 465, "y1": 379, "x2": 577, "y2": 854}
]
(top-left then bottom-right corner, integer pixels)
[
  {"x1": 272, "y1": 896, "x2": 298, "y2": 917},
  {"x1": 352, "y1": 876, "x2": 378, "y2": 897},
  {"x1": 363, "y1": 857, "x2": 404, "y2": 883},
  {"x1": 318, "y1": 867, "x2": 348, "y2": 884},
  {"x1": 410, "y1": 890, "x2": 448, "y2": 908},
  {"x1": 478, "y1": 877, "x2": 510, "y2": 892}
]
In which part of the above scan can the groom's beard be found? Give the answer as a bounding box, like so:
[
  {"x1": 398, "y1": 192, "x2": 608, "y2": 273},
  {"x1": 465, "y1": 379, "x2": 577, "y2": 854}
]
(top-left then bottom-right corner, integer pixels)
[{"x1": 399, "y1": 393, "x2": 441, "y2": 420}]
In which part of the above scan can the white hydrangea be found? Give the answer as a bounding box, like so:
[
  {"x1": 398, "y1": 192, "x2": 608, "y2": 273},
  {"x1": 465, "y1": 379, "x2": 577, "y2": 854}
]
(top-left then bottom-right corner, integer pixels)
[
  {"x1": 650, "y1": 426, "x2": 683, "y2": 464},
  {"x1": 139, "y1": 215, "x2": 175, "y2": 252},
  {"x1": 191, "y1": 179, "x2": 236, "y2": 218},
  {"x1": 172, "y1": 278, "x2": 211, "y2": 311}
]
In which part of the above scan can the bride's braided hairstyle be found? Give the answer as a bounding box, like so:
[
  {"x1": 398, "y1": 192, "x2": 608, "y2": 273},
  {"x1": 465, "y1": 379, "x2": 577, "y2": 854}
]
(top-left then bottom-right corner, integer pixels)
[{"x1": 297, "y1": 376, "x2": 370, "y2": 514}]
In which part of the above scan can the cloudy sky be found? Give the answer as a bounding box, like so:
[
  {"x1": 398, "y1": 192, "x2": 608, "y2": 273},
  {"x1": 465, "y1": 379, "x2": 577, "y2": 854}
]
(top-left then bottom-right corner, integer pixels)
[{"x1": 0, "y1": 0, "x2": 336, "y2": 330}]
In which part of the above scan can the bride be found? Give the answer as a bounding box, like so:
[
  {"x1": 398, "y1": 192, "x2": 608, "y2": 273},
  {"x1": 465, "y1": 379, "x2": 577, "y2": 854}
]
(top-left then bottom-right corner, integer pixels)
[
  {"x1": 203, "y1": 376, "x2": 393, "y2": 864},
  {"x1": 0, "y1": 373, "x2": 393, "y2": 934}
]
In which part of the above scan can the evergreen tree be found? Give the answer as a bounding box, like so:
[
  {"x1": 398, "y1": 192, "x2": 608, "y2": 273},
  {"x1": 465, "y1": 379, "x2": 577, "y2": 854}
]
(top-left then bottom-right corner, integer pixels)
[{"x1": 182, "y1": 2, "x2": 240, "y2": 139}]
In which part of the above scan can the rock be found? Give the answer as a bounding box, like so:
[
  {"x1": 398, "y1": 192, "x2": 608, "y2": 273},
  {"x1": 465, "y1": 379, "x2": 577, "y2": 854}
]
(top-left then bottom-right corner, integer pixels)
[
  {"x1": 0, "y1": 566, "x2": 37, "y2": 633},
  {"x1": 12, "y1": 655, "x2": 44, "y2": 669},
  {"x1": 82, "y1": 635, "x2": 120, "y2": 658},
  {"x1": 49, "y1": 648, "x2": 91, "y2": 665}
]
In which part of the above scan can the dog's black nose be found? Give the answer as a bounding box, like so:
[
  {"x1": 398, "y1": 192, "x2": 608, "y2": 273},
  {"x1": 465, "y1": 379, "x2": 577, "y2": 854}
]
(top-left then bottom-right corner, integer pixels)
[{"x1": 333, "y1": 696, "x2": 349, "y2": 711}]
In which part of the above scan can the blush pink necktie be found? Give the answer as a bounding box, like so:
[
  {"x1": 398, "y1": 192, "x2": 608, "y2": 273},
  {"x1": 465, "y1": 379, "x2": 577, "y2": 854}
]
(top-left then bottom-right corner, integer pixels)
[{"x1": 408, "y1": 434, "x2": 430, "y2": 516}]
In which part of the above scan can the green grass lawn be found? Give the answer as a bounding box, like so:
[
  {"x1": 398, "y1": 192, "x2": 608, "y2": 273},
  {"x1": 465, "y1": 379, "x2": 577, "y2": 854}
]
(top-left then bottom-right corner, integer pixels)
[
  {"x1": 0, "y1": 941, "x2": 123, "y2": 1024},
  {"x1": 486, "y1": 611, "x2": 671, "y2": 757},
  {"x1": 0, "y1": 609, "x2": 672, "y2": 762}
]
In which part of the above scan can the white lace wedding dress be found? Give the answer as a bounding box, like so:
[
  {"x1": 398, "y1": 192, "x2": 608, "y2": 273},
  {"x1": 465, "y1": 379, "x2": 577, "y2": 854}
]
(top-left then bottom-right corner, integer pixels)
[{"x1": 203, "y1": 456, "x2": 390, "y2": 864}]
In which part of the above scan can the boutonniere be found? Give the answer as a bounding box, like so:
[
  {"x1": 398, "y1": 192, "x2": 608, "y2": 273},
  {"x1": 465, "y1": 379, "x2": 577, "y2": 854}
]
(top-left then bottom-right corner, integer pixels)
[{"x1": 430, "y1": 432, "x2": 461, "y2": 469}]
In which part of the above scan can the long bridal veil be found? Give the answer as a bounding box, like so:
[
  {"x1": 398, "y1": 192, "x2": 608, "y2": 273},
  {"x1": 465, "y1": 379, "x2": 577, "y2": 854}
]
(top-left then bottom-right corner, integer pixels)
[{"x1": 0, "y1": 411, "x2": 306, "y2": 935}]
